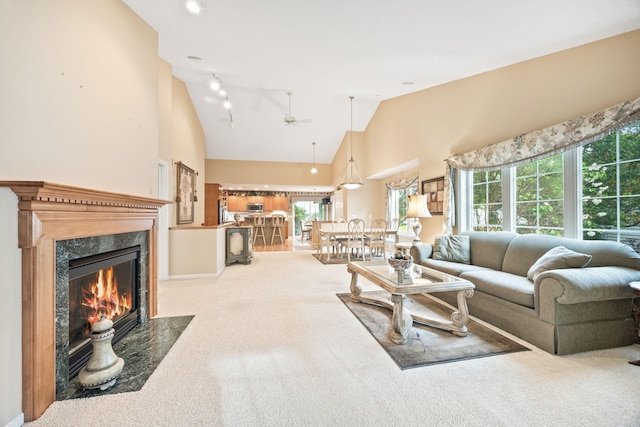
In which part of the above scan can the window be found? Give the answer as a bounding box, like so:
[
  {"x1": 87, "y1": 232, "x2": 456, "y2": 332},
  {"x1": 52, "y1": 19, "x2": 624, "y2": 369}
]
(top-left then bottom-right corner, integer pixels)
[
  {"x1": 467, "y1": 122, "x2": 640, "y2": 250},
  {"x1": 582, "y1": 123, "x2": 640, "y2": 252},
  {"x1": 472, "y1": 170, "x2": 503, "y2": 231},
  {"x1": 515, "y1": 153, "x2": 564, "y2": 236},
  {"x1": 387, "y1": 182, "x2": 418, "y2": 232}
]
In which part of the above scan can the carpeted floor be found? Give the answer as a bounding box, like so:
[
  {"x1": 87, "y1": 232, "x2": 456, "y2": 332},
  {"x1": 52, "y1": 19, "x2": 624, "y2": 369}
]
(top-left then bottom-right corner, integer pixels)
[
  {"x1": 26, "y1": 251, "x2": 640, "y2": 426},
  {"x1": 337, "y1": 292, "x2": 529, "y2": 369}
]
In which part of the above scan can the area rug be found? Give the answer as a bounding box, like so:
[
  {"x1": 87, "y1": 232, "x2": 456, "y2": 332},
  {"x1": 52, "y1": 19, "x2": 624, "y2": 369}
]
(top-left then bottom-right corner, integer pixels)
[
  {"x1": 337, "y1": 292, "x2": 529, "y2": 369},
  {"x1": 57, "y1": 315, "x2": 194, "y2": 400}
]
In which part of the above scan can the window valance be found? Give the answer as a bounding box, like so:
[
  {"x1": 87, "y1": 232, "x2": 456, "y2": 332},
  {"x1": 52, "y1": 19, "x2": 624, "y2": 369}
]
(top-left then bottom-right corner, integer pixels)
[
  {"x1": 446, "y1": 96, "x2": 640, "y2": 172},
  {"x1": 385, "y1": 175, "x2": 418, "y2": 190}
]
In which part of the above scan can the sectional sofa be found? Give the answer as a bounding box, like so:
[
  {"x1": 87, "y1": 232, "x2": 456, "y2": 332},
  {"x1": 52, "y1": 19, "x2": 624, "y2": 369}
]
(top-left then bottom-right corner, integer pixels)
[{"x1": 410, "y1": 231, "x2": 640, "y2": 355}]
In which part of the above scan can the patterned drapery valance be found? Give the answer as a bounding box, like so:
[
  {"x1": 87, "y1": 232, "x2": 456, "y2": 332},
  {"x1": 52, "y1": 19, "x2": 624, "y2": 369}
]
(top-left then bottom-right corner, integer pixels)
[
  {"x1": 385, "y1": 175, "x2": 418, "y2": 190},
  {"x1": 446, "y1": 96, "x2": 640, "y2": 172}
]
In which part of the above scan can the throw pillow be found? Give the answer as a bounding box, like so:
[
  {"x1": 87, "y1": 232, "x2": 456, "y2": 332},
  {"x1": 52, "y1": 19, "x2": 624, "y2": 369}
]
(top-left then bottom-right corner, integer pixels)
[
  {"x1": 526, "y1": 246, "x2": 592, "y2": 282},
  {"x1": 432, "y1": 235, "x2": 471, "y2": 264}
]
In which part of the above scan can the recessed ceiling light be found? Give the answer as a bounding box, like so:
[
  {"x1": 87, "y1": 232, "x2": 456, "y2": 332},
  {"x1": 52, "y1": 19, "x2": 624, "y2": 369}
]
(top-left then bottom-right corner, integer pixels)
[{"x1": 185, "y1": 0, "x2": 204, "y2": 14}]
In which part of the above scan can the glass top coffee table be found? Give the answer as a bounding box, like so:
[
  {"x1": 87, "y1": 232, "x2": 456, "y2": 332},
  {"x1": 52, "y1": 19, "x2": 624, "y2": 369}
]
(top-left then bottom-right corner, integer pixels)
[{"x1": 347, "y1": 260, "x2": 475, "y2": 345}]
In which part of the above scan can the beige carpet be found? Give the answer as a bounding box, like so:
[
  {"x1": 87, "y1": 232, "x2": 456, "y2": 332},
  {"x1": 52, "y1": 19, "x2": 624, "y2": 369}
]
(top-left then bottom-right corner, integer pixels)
[{"x1": 27, "y1": 251, "x2": 640, "y2": 426}]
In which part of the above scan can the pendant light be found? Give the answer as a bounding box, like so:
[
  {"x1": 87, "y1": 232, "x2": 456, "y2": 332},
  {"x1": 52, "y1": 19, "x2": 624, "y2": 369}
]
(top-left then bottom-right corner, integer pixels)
[
  {"x1": 310, "y1": 142, "x2": 318, "y2": 174},
  {"x1": 340, "y1": 96, "x2": 363, "y2": 189}
]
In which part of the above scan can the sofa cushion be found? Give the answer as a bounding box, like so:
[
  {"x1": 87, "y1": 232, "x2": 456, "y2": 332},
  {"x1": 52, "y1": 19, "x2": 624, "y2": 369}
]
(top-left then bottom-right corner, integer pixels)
[
  {"x1": 502, "y1": 234, "x2": 640, "y2": 277},
  {"x1": 432, "y1": 235, "x2": 470, "y2": 264},
  {"x1": 460, "y1": 231, "x2": 518, "y2": 271},
  {"x1": 526, "y1": 246, "x2": 592, "y2": 282},
  {"x1": 460, "y1": 270, "x2": 535, "y2": 308},
  {"x1": 421, "y1": 258, "x2": 492, "y2": 277}
]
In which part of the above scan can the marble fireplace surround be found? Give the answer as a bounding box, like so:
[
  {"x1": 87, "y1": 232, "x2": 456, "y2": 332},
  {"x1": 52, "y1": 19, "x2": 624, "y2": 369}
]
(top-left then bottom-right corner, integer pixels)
[{"x1": 0, "y1": 181, "x2": 168, "y2": 422}]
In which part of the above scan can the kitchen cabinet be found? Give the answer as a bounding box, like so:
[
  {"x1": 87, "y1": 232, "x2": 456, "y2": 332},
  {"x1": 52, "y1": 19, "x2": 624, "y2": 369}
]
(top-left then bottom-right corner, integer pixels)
[
  {"x1": 227, "y1": 195, "x2": 247, "y2": 212},
  {"x1": 247, "y1": 196, "x2": 263, "y2": 205},
  {"x1": 262, "y1": 197, "x2": 274, "y2": 212},
  {"x1": 273, "y1": 196, "x2": 288, "y2": 211}
]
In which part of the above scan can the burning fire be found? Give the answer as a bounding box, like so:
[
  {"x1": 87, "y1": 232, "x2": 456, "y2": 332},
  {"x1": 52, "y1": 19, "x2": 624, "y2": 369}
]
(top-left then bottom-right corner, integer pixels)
[{"x1": 81, "y1": 267, "x2": 132, "y2": 326}]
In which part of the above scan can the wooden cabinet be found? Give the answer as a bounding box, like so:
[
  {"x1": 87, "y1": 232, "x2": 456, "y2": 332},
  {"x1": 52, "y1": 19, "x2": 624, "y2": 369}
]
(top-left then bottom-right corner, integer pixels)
[
  {"x1": 204, "y1": 184, "x2": 220, "y2": 226},
  {"x1": 227, "y1": 195, "x2": 247, "y2": 212},
  {"x1": 263, "y1": 197, "x2": 274, "y2": 212},
  {"x1": 273, "y1": 196, "x2": 288, "y2": 211}
]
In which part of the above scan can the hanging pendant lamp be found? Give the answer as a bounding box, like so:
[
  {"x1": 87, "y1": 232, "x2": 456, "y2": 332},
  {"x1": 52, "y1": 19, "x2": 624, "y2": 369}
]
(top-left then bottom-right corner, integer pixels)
[
  {"x1": 310, "y1": 142, "x2": 318, "y2": 174},
  {"x1": 340, "y1": 96, "x2": 363, "y2": 189}
]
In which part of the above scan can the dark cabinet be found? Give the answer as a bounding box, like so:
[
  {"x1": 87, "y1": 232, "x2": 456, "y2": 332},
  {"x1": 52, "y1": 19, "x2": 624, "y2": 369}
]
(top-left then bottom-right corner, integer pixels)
[{"x1": 225, "y1": 226, "x2": 253, "y2": 265}]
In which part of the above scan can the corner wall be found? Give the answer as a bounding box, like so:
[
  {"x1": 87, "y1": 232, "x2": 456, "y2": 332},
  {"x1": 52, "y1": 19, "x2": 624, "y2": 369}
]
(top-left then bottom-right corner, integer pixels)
[{"x1": 0, "y1": 1, "x2": 159, "y2": 424}]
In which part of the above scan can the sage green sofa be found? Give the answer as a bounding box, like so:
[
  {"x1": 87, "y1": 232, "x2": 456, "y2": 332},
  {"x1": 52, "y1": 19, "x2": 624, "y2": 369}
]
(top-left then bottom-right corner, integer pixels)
[{"x1": 411, "y1": 231, "x2": 640, "y2": 355}]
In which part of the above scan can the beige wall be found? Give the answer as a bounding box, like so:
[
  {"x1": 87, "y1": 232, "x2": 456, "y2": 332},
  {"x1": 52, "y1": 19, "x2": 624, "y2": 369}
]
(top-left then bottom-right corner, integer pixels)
[
  {"x1": 171, "y1": 77, "x2": 206, "y2": 226},
  {"x1": 205, "y1": 159, "x2": 332, "y2": 188},
  {"x1": 361, "y1": 29, "x2": 640, "y2": 242},
  {"x1": 0, "y1": 1, "x2": 195, "y2": 424},
  {"x1": 169, "y1": 228, "x2": 226, "y2": 276}
]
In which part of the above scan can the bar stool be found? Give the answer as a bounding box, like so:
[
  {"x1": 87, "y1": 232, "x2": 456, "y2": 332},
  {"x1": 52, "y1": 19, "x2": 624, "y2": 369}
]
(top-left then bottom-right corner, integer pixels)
[
  {"x1": 253, "y1": 215, "x2": 266, "y2": 245},
  {"x1": 271, "y1": 214, "x2": 285, "y2": 245}
]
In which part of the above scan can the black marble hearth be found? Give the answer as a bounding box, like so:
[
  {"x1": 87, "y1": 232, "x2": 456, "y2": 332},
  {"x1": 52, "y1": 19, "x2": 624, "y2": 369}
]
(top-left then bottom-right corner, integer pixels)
[
  {"x1": 55, "y1": 231, "x2": 149, "y2": 395},
  {"x1": 57, "y1": 315, "x2": 194, "y2": 401}
]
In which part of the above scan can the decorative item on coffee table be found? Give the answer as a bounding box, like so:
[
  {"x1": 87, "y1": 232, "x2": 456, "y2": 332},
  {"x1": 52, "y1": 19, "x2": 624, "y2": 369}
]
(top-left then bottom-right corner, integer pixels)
[{"x1": 388, "y1": 251, "x2": 413, "y2": 284}]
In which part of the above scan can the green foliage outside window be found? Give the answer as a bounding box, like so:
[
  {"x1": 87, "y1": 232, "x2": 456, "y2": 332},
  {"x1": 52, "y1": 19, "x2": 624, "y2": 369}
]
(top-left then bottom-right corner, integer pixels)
[{"x1": 582, "y1": 123, "x2": 640, "y2": 251}]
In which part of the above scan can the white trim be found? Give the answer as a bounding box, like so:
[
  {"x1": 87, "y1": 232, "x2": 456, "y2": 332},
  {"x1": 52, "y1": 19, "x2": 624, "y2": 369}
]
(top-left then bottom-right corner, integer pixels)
[
  {"x1": 563, "y1": 149, "x2": 580, "y2": 239},
  {"x1": 166, "y1": 272, "x2": 222, "y2": 281},
  {"x1": 6, "y1": 412, "x2": 24, "y2": 427}
]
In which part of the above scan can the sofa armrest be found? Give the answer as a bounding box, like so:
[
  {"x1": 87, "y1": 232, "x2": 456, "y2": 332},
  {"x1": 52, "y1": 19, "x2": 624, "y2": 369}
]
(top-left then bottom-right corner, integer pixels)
[
  {"x1": 535, "y1": 266, "x2": 640, "y2": 305},
  {"x1": 410, "y1": 243, "x2": 433, "y2": 264}
]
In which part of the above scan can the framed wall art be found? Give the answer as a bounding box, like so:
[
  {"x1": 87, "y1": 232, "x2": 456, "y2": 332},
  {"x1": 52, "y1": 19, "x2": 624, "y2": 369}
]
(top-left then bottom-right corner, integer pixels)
[
  {"x1": 176, "y1": 161, "x2": 196, "y2": 224},
  {"x1": 421, "y1": 176, "x2": 444, "y2": 215}
]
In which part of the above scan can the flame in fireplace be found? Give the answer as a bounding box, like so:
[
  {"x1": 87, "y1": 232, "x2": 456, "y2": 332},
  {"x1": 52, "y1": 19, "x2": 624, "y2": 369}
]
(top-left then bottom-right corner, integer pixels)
[{"x1": 81, "y1": 267, "x2": 132, "y2": 325}]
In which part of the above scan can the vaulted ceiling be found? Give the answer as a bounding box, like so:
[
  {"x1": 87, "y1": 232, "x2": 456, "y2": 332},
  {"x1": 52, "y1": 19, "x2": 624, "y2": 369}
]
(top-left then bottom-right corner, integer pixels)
[{"x1": 122, "y1": 0, "x2": 640, "y2": 168}]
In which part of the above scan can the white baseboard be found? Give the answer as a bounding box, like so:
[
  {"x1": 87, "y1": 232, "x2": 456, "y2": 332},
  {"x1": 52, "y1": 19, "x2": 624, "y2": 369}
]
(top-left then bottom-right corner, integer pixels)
[
  {"x1": 5, "y1": 412, "x2": 24, "y2": 427},
  {"x1": 166, "y1": 272, "x2": 220, "y2": 281}
]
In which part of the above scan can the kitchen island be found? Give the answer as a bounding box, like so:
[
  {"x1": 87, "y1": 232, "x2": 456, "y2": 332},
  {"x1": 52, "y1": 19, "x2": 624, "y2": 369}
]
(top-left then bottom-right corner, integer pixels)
[{"x1": 243, "y1": 214, "x2": 289, "y2": 244}]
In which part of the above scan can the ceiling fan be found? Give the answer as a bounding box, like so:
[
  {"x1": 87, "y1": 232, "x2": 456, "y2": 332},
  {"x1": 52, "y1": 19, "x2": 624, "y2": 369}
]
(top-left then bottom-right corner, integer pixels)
[{"x1": 279, "y1": 91, "x2": 312, "y2": 126}]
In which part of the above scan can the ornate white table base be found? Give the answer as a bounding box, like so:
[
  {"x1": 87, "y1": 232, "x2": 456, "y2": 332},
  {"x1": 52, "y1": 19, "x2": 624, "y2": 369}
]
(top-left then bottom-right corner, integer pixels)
[{"x1": 348, "y1": 265, "x2": 474, "y2": 345}]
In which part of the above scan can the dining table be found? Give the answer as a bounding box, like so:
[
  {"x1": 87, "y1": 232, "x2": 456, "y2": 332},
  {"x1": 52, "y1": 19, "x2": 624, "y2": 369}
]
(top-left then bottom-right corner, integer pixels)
[{"x1": 317, "y1": 222, "x2": 398, "y2": 261}]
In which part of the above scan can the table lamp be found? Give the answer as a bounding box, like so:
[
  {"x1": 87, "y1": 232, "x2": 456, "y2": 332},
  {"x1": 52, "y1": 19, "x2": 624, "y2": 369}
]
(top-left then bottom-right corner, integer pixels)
[{"x1": 406, "y1": 194, "x2": 432, "y2": 242}]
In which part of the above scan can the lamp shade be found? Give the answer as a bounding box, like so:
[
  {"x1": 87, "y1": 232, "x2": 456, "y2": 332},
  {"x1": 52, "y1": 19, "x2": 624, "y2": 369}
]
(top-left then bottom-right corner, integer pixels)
[{"x1": 407, "y1": 194, "x2": 432, "y2": 218}]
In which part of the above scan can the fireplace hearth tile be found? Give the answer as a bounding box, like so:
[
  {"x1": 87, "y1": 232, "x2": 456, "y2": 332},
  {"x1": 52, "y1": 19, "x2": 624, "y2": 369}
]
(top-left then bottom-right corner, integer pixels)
[{"x1": 57, "y1": 315, "x2": 194, "y2": 401}]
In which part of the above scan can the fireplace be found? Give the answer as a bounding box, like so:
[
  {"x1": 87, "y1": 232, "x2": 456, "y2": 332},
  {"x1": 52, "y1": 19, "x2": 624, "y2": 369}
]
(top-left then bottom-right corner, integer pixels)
[
  {"x1": 67, "y1": 245, "x2": 141, "y2": 378},
  {"x1": 0, "y1": 181, "x2": 167, "y2": 421},
  {"x1": 55, "y1": 230, "x2": 149, "y2": 395}
]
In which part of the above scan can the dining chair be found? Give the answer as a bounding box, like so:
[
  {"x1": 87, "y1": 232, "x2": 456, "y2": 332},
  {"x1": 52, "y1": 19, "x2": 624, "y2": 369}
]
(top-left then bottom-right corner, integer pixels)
[
  {"x1": 340, "y1": 218, "x2": 366, "y2": 262},
  {"x1": 365, "y1": 218, "x2": 387, "y2": 260},
  {"x1": 385, "y1": 217, "x2": 399, "y2": 254}
]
